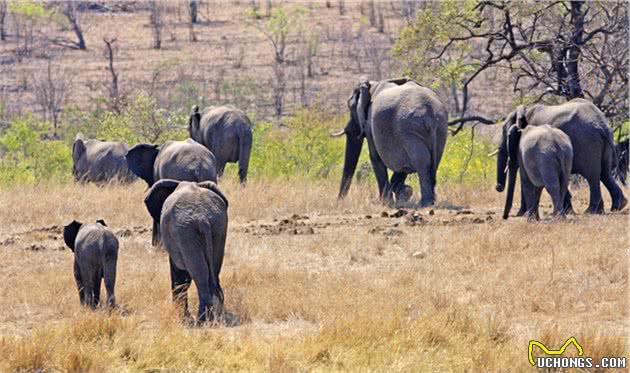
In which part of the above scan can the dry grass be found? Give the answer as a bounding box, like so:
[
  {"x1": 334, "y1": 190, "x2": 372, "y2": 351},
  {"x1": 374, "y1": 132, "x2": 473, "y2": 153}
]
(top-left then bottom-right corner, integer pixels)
[{"x1": 0, "y1": 177, "x2": 627, "y2": 372}]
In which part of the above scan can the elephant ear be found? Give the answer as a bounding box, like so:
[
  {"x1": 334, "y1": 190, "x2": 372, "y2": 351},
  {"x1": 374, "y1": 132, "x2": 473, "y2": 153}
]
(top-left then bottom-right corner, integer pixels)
[
  {"x1": 72, "y1": 138, "x2": 86, "y2": 163},
  {"x1": 96, "y1": 219, "x2": 107, "y2": 227},
  {"x1": 144, "y1": 179, "x2": 181, "y2": 222},
  {"x1": 515, "y1": 105, "x2": 528, "y2": 129},
  {"x1": 63, "y1": 220, "x2": 83, "y2": 252},
  {"x1": 126, "y1": 144, "x2": 159, "y2": 186},
  {"x1": 197, "y1": 181, "x2": 229, "y2": 208}
]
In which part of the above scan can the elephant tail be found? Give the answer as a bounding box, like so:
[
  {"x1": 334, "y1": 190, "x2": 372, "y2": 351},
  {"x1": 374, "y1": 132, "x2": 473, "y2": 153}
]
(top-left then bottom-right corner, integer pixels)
[
  {"x1": 238, "y1": 125, "x2": 253, "y2": 185},
  {"x1": 602, "y1": 127, "x2": 620, "y2": 183}
]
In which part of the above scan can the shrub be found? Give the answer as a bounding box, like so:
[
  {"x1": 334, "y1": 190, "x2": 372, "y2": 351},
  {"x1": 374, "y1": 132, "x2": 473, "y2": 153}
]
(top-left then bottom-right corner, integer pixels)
[{"x1": 0, "y1": 116, "x2": 72, "y2": 185}]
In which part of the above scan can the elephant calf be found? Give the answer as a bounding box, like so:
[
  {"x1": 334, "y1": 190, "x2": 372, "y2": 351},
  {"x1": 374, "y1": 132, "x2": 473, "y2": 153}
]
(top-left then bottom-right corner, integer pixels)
[
  {"x1": 144, "y1": 179, "x2": 228, "y2": 323},
  {"x1": 63, "y1": 220, "x2": 119, "y2": 308},
  {"x1": 507, "y1": 125, "x2": 573, "y2": 220}
]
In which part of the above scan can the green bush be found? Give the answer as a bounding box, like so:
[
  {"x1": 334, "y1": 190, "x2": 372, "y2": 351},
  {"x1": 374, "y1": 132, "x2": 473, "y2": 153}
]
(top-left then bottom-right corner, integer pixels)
[
  {"x1": 0, "y1": 116, "x2": 72, "y2": 185},
  {"x1": 438, "y1": 128, "x2": 496, "y2": 185}
]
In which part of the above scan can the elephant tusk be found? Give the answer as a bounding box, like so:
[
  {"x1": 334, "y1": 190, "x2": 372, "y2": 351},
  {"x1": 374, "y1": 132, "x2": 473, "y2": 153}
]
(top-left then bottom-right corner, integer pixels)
[
  {"x1": 330, "y1": 129, "x2": 346, "y2": 138},
  {"x1": 487, "y1": 149, "x2": 499, "y2": 157}
]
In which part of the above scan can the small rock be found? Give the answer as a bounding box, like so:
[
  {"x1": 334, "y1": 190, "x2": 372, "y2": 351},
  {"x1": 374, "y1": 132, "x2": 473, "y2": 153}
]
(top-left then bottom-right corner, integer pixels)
[
  {"x1": 457, "y1": 210, "x2": 473, "y2": 215},
  {"x1": 429, "y1": 210, "x2": 435, "y2": 215},
  {"x1": 365, "y1": 215, "x2": 372, "y2": 219},
  {"x1": 412, "y1": 251, "x2": 427, "y2": 259},
  {"x1": 383, "y1": 229, "x2": 403, "y2": 237},
  {"x1": 380, "y1": 211, "x2": 389, "y2": 218},
  {"x1": 391, "y1": 209, "x2": 408, "y2": 218}
]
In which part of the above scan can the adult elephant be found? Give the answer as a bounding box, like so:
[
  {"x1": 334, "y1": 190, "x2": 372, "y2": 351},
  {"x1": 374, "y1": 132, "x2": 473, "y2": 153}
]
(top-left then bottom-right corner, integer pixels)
[
  {"x1": 333, "y1": 77, "x2": 448, "y2": 207},
  {"x1": 145, "y1": 179, "x2": 228, "y2": 323},
  {"x1": 496, "y1": 99, "x2": 627, "y2": 215},
  {"x1": 188, "y1": 105, "x2": 253, "y2": 184},
  {"x1": 72, "y1": 135, "x2": 135, "y2": 183},
  {"x1": 126, "y1": 139, "x2": 218, "y2": 245},
  {"x1": 613, "y1": 139, "x2": 628, "y2": 186}
]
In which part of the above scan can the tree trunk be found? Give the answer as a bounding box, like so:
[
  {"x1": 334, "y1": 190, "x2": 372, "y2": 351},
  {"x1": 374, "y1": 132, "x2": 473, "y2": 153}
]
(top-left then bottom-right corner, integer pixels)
[
  {"x1": 566, "y1": 0, "x2": 585, "y2": 98},
  {"x1": 189, "y1": 0, "x2": 198, "y2": 23}
]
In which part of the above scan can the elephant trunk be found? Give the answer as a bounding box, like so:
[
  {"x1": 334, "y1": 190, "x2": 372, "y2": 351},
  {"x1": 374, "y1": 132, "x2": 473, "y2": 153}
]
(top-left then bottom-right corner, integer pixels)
[
  {"x1": 496, "y1": 146, "x2": 508, "y2": 192},
  {"x1": 338, "y1": 133, "x2": 364, "y2": 199},
  {"x1": 502, "y1": 165, "x2": 518, "y2": 219}
]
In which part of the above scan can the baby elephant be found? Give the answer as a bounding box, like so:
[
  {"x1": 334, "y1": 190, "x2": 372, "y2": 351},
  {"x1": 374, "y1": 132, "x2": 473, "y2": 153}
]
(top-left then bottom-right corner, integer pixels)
[
  {"x1": 516, "y1": 125, "x2": 573, "y2": 220},
  {"x1": 144, "y1": 179, "x2": 228, "y2": 323},
  {"x1": 63, "y1": 219, "x2": 119, "y2": 308}
]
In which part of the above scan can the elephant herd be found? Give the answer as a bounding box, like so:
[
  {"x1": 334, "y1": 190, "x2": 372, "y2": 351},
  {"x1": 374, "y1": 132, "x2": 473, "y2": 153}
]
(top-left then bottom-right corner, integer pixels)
[{"x1": 60, "y1": 79, "x2": 627, "y2": 324}]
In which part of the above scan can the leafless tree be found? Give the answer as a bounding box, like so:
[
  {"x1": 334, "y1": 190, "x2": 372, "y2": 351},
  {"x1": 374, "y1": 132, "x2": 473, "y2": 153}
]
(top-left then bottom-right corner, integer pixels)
[
  {"x1": 271, "y1": 62, "x2": 285, "y2": 117},
  {"x1": 338, "y1": 0, "x2": 345, "y2": 16},
  {"x1": 33, "y1": 59, "x2": 71, "y2": 133},
  {"x1": 149, "y1": 0, "x2": 164, "y2": 49},
  {"x1": 189, "y1": 0, "x2": 198, "y2": 23},
  {"x1": 58, "y1": 2, "x2": 86, "y2": 49},
  {"x1": 103, "y1": 37, "x2": 120, "y2": 112},
  {"x1": 0, "y1": 0, "x2": 7, "y2": 42}
]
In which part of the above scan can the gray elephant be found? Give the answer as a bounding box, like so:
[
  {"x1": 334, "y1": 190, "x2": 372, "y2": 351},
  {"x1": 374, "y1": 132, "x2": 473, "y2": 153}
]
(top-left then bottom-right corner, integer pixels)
[
  {"x1": 63, "y1": 219, "x2": 118, "y2": 309},
  {"x1": 333, "y1": 77, "x2": 448, "y2": 207},
  {"x1": 72, "y1": 135, "x2": 136, "y2": 183},
  {"x1": 503, "y1": 123, "x2": 573, "y2": 220},
  {"x1": 496, "y1": 99, "x2": 627, "y2": 215},
  {"x1": 188, "y1": 105, "x2": 253, "y2": 184},
  {"x1": 126, "y1": 138, "x2": 218, "y2": 245},
  {"x1": 144, "y1": 179, "x2": 228, "y2": 323}
]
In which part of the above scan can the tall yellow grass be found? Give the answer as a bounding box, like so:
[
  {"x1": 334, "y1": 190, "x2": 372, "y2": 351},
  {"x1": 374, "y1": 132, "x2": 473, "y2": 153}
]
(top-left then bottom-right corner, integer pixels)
[{"x1": 0, "y1": 177, "x2": 627, "y2": 372}]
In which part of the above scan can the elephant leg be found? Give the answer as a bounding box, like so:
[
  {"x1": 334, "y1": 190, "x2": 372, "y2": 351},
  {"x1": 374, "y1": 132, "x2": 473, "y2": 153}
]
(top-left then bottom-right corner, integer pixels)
[
  {"x1": 527, "y1": 187, "x2": 543, "y2": 222},
  {"x1": 73, "y1": 260, "x2": 86, "y2": 306},
  {"x1": 516, "y1": 169, "x2": 527, "y2": 217},
  {"x1": 92, "y1": 270, "x2": 102, "y2": 308},
  {"x1": 180, "y1": 249, "x2": 213, "y2": 323},
  {"x1": 216, "y1": 159, "x2": 226, "y2": 178},
  {"x1": 541, "y1": 169, "x2": 564, "y2": 216},
  {"x1": 601, "y1": 173, "x2": 627, "y2": 211},
  {"x1": 520, "y1": 171, "x2": 539, "y2": 221},
  {"x1": 390, "y1": 172, "x2": 411, "y2": 207},
  {"x1": 151, "y1": 219, "x2": 160, "y2": 247},
  {"x1": 564, "y1": 190, "x2": 575, "y2": 214},
  {"x1": 366, "y1": 137, "x2": 390, "y2": 202},
  {"x1": 81, "y1": 268, "x2": 95, "y2": 309},
  {"x1": 169, "y1": 257, "x2": 192, "y2": 319},
  {"x1": 406, "y1": 145, "x2": 434, "y2": 207},
  {"x1": 585, "y1": 174, "x2": 604, "y2": 214}
]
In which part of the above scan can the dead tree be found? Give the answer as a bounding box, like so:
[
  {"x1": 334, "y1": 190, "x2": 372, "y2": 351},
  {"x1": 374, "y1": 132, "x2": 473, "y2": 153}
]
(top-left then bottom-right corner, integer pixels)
[
  {"x1": 33, "y1": 60, "x2": 70, "y2": 134},
  {"x1": 189, "y1": 0, "x2": 198, "y2": 23},
  {"x1": 103, "y1": 38, "x2": 119, "y2": 112},
  {"x1": 149, "y1": 0, "x2": 163, "y2": 49},
  {"x1": 60, "y1": 2, "x2": 86, "y2": 49},
  {"x1": 0, "y1": 0, "x2": 7, "y2": 42}
]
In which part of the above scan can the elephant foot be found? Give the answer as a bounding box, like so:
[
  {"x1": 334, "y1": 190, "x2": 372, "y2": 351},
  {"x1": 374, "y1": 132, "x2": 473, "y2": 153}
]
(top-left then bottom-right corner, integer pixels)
[
  {"x1": 586, "y1": 204, "x2": 604, "y2": 214},
  {"x1": 515, "y1": 208, "x2": 527, "y2": 217},
  {"x1": 611, "y1": 195, "x2": 628, "y2": 211},
  {"x1": 417, "y1": 199, "x2": 434, "y2": 209}
]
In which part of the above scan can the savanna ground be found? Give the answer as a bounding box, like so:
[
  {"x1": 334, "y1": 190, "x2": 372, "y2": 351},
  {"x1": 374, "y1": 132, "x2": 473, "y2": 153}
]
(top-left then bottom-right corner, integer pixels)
[{"x1": 0, "y1": 175, "x2": 627, "y2": 372}]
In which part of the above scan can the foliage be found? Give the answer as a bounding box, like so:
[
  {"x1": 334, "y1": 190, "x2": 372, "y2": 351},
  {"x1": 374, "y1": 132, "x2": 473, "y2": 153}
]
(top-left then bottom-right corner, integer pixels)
[
  {"x1": 92, "y1": 92, "x2": 188, "y2": 145},
  {"x1": 245, "y1": 108, "x2": 354, "y2": 180},
  {"x1": 0, "y1": 116, "x2": 72, "y2": 184},
  {"x1": 438, "y1": 128, "x2": 495, "y2": 185}
]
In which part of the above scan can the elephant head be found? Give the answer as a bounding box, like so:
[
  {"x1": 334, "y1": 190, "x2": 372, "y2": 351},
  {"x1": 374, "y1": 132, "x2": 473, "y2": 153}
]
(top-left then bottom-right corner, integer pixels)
[
  {"x1": 332, "y1": 78, "x2": 372, "y2": 199},
  {"x1": 188, "y1": 105, "x2": 202, "y2": 140},
  {"x1": 72, "y1": 135, "x2": 88, "y2": 181},
  {"x1": 125, "y1": 144, "x2": 160, "y2": 186},
  {"x1": 496, "y1": 105, "x2": 527, "y2": 219},
  {"x1": 145, "y1": 179, "x2": 228, "y2": 223}
]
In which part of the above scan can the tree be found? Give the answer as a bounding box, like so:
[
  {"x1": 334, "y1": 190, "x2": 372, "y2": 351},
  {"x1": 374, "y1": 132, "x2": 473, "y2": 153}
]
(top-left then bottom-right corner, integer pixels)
[
  {"x1": 0, "y1": 0, "x2": 7, "y2": 41},
  {"x1": 57, "y1": 1, "x2": 86, "y2": 49},
  {"x1": 149, "y1": 0, "x2": 164, "y2": 49},
  {"x1": 33, "y1": 59, "x2": 70, "y2": 134},
  {"x1": 393, "y1": 0, "x2": 629, "y2": 131},
  {"x1": 103, "y1": 37, "x2": 120, "y2": 112}
]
